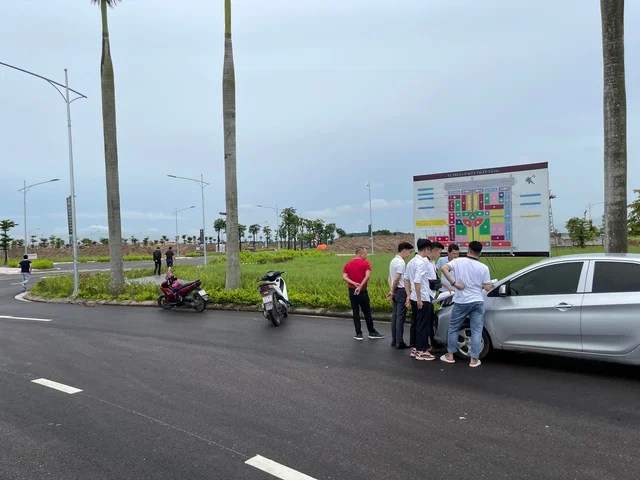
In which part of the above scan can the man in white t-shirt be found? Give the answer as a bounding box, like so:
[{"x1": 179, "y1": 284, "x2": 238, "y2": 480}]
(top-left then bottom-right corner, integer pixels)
[
  {"x1": 403, "y1": 240, "x2": 428, "y2": 357},
  {"x1": 436, "y1": 244, "x2": 460, "y2": 293},
  {"x1": 404, "y1": 239, "x2": 443, "y2": 361},
  {"x1": 439, "y1": 241, "x2": 493, "y2": 368},
  {"x1": 386, "y1": 241, "x2": 414, "y2": 349}
]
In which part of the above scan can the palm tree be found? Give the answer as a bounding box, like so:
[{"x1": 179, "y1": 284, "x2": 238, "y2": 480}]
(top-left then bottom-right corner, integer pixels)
[
  {"x1": 262, "y1": 225, "x2": 272, "y2": 247},
  {"x1": 214, "y1": 218, "x2": 226, "y2": 252},
  {"x1": 92, "y1": 0, "x2": 125, "y2": 293},
  {"x1": 223, "y1": 0, "x2": 240, "y2": 288},
  {"x1": 238, "y1": 224, "x2": 246, "y2": 251},
  {"x1": 248, "y1": 224, "x2": 260, "y2": 249},
  {"x1": 601, "y1": 0, "x2": 628, "y2": 253}
]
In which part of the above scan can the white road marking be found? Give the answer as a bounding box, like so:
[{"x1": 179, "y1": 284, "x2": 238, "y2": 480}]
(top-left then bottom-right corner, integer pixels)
[
  {"x1": 0, "y1": 315, "x2": 50, "y2": 322},
  {"x1": 246, "y1": 455, "x2": 317, "y2": 480},
  {"x1": 31, "y1": 378, "x2": 82, "y2": 394}
]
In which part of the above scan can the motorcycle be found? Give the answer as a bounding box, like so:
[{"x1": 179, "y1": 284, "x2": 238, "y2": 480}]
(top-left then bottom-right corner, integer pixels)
[
  {"x1": 158, "y1": 277, "x2": 209, "y2": 313},
  {"x1": 257, "y1": 270, "x2": 290, "y2": 326}
]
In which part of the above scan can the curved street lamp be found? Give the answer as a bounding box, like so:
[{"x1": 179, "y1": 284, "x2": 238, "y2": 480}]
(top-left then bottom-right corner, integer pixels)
[
  {"x1": 257, "y1": 204, "x2": 279, "y2": 249},
  {"x1": 167, "y1": 174, "x2": 209, "y2": 265},
  {"x1": 172, "y1": 205, "x2": 195, "y2": 256},
  {"x1": 1, "y1": 61, "x2": 86, "y2": 296},
  {"x1": 18, "y1": 179, "x2": 60, "y2": 255}
]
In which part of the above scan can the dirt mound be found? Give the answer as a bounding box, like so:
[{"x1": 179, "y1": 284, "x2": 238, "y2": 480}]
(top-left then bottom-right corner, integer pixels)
[{"x1": 327, "y1": 235, "x2": 414, "y2": 254}]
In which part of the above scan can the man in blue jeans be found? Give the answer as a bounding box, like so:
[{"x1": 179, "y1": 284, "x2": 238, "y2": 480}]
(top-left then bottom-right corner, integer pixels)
[{"x1": 438, "y1": 241, "x2": 493, "y2": 368}]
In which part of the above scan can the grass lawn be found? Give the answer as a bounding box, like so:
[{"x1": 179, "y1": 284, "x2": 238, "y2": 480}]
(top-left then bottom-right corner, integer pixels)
[{"x1": 31, "y1": 246, "x2": 638, "y2": 312}]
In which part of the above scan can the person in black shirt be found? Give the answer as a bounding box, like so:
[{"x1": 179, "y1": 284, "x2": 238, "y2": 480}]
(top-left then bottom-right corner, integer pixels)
[
  {"x1": 153, "y1": 247, "x2": 162, "y2": 275},
  {"x1": 165, "y1": 246, "x2": 175, "y2": 270},
  {"x1": 19, "y1": 254, "x2": 32, "y2": 291}
]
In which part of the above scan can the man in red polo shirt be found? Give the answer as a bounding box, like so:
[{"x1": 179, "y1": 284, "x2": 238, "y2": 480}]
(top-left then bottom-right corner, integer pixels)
[{"x1": 342, "y1": 246, "x2": 385, "y2": 341}]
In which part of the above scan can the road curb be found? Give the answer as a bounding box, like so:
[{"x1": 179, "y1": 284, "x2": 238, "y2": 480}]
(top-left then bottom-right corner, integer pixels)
[{"x1": 22, "y1": 293, "x2": 357, "y2": 319}]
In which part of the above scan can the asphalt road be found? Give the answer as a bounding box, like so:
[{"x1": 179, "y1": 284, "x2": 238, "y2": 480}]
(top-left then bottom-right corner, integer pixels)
[{"x1": 0, "y1": 268, "x2": 639, "y2": 480}]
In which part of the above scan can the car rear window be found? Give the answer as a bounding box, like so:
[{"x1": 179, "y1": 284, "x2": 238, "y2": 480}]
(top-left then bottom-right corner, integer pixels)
[{"x1": 592, "y1": 261, "x2": 640, "y2": 293}]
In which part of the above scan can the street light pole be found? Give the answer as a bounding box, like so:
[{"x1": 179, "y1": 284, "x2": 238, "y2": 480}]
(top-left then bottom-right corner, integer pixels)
[
  {"x1": 366, "y1": 181, "x2": 374, "y2": 254},
  {"x1": 1, "y1": 61, "x2": 86, "y2": 297},
  {"x1": 167, "y1": 174, "x2": 210, "y2": 265},
  {"x1": 18, "y1": 178, "x2": 60, "y2": 256},
  {"x1": 257, "y1": 204, "x2": 279, "y2": 249},
  {"x1": 172, "y1": 205, "x2": 195, "y2": 257}
]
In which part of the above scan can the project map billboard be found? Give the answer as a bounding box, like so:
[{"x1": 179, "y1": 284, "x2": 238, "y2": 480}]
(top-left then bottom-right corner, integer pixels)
[{"x1": 413, "y1": 162, "x2": 550, "y2": 256}]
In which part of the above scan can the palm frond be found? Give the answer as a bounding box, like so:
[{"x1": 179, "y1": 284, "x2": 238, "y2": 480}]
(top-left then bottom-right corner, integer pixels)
[{"x1": 90, "y1": 0, "x2": 120, "y2": 6}]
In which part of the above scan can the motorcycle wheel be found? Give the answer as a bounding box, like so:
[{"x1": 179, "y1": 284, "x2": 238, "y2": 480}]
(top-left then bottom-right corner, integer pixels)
[
  {"x1": 158, "y1": 295, "x2": 174, "y2": 310},
  {"x1": 268, "y1": 308, "x2": 281, "y2": 327},
  {"x1": 193, "y1": 295, "x2": 206, "y2": 313}
]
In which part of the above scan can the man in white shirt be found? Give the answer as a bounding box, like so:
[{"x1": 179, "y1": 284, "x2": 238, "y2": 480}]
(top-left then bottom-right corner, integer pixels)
[
  {"x1": 386, "y1": 241, "x2": 414, "y2": 349},
  {"x1": 403, "y1": 239, "x2": 428, "y2": 357},
  {"x1": 439, "y1": 241, "x2": 493, "y2": 367},
  {"x1": 436, "y1": 244, "x2": 460, "y2": 293},
  {"x1": 406, "y1": 239, "x2": 443, "y2": 361}
]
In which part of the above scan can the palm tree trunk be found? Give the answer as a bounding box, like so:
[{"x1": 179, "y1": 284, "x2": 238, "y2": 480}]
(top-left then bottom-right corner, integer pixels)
[
  {"x1": 601, "y1": 0, "x2": 628, "y2": 253},
  {"x1": 223, "y1": 0, "x2": 241, "y2": 288},
  {"x1": 99, "y1": 0, "x2": 124, "y2": 293}
]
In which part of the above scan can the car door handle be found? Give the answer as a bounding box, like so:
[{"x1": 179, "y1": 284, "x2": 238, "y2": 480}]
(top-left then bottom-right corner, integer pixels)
[{"x1": 554, "y1": 302, "x2": 574, "y2": 311}]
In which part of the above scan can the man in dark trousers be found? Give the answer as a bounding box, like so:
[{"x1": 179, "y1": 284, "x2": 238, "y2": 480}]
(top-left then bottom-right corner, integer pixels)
[
  {"x1": 342, "y1": 246, "x2": 384, "y2": 341},
  {"x1": 153, "y1": 247, "x2": 162, "y2": 275},
  {"x1": 165, "y1": 246, "x2": 175, "y2": 270}
]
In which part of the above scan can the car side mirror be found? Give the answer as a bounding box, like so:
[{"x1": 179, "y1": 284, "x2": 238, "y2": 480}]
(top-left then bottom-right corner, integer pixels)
[{"x1": 498, "y1": 284, "x2": 508, "y2": 297}]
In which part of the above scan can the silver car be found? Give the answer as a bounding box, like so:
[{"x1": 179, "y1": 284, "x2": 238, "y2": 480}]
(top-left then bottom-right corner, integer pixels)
[{"x1": 434, "y1": 253, "x2": 640, "y2": 366}]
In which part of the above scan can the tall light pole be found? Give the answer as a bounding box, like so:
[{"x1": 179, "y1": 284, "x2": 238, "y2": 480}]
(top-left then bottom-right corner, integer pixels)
[
  {"x1": 18, "y1": 178, "x2": 60, "y2": 255},
  {"x1": 366, "y1": 181, "x2": 374, "y2": 254},
  {"x1": 1, "y1": 61, "x2": 86, "y2": 297},
  {"x1": 257, "y1": 204, "x2": 279, "y2": 249},
  {"x1": 167, "y1": 174, "x2": 209, "y2": 265},
  {"x1": 172, "y1": 205, "x2": 195, "y2": 256}
]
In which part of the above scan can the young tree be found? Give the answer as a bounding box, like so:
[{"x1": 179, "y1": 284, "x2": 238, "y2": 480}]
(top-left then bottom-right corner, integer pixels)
[
  {"x1": 142, "y1": 237, "x2": 149, "y2": 246},
  {"x1": 601, "y1": 0, "x2": 628, "y2": 252},
  {"x1": 627, "y1": 189, "x2": 640, "y2": 236},
  {"x1": 566, "y1": 217, "x2": 599, "y2": 247},
  {"x1": 39, "y1": 237, "x2": 49, "y2": 248},
  {"x1": 130, "y1": 236, "x2": 138, "y2": 246},
  {"x1": 223, "y1": 0, "x2": 240, "y2": 288},
  {"x1": 0, "y1": 220, "x2": 17, "y2": 265},
  {"x1": 238, "y1": 224, "x2": 246, "y2": 251},
  {"x1": 92, "y1": 0, "x2": 125, "y2": 293},
  {"x1": 248, "y1": 223, "x2": 260, "y2": 249},
  {"x1": 214, "y1": 218, "x2": 226, "y2": 252},
  {"x1": 324, "y1": 223, "x2": 336, "y2": 244},
  {"x1": 262, "y1": 225, "x2": 272, "y2": 247},
  {"x1": 99, "y1": 237, "x2": 109, "y2": 245}
]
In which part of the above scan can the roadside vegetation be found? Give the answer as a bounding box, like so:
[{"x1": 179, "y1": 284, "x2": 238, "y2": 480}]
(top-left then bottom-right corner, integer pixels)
[{"x1": 31, "y1": 247, "x2": 638, "y2": 312}]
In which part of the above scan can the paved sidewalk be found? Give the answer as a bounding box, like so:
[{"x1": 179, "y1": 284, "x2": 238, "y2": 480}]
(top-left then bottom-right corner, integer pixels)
[{"x1": 0, "y1": 267, "x2": 20, "y2": 275}]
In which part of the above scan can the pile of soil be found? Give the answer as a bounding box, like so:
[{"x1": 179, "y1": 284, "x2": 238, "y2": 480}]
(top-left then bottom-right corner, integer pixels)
[{"x1": 327, "y1": 235, "x2": 414, "y2": 254}]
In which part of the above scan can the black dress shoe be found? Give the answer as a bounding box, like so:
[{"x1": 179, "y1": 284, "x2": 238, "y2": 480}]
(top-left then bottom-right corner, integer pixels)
[{"x1": 396, "y1": 343, "x2": 410, "y2": 350}]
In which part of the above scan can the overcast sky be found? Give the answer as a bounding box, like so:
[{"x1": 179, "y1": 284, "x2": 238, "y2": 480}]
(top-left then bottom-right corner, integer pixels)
[{"x1": 2, "y1": 0, "x2": 639, "y2": 242}]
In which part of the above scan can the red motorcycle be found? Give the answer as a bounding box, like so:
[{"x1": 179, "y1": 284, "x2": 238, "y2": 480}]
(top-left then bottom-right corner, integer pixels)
[{"x1": 158, "y1": 277, "x2": 209, "y2": 312}]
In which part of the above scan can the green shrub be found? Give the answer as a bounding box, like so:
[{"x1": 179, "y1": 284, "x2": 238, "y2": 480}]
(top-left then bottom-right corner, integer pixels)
[{"x1": 7, "y1": 259, "x2": 54, "y2": 269}]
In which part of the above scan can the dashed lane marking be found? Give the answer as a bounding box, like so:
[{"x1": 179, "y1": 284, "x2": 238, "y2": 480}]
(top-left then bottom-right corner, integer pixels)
[
  {"x1": 0, "y1": 315, "x2": 50, "y2": 322},
  {"x1": 246, "y1": 455, "x2": 318, "y2": 480},
  {"x1": 31, "y1": 378, "x2": 82, "y2": 394}
]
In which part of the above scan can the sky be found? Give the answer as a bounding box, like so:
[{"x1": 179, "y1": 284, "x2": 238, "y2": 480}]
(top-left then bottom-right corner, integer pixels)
[{"x1": 2, "y1": 0, "x2": 640, "y2": 243}]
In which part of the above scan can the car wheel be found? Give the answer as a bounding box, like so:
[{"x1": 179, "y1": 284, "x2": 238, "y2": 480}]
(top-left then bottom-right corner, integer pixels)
[{"x1": 454, "y1": 325, "x2": 491, "y2": 360}]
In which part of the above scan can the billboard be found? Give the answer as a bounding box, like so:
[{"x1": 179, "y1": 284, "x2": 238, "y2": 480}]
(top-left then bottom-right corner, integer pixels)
[{"x1": 413, "y1": 162, "x2": 550, "y2": 256}]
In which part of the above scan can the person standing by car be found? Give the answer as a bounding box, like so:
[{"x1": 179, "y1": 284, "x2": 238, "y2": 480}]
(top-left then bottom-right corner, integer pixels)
[
  {"x1": 342, "y1": 246, "x2": 384, "y2": 341},
  {"x1": 403, "y1": 239, "x2": 432, "y2": 358},
  {"x1": 439, "y1": 240, "x2": 493, "y2": 367},
  {"x1": 153, "y1": 247, "x2": 162, "y2": 275},
  {"x1": 165, "y1": 246, "x2": 175, "y2": 270},
  {"x1": 412, "y1": 240, "x2": 442, "y2": 361},
  {"x1": 386, "y1": 241, "x2": 413, "y2": 349},
  {"x1": 436, "y1": 243, "x2": 460, "y2": 293},
  {"x1": 19, "y1": 254, "x2": 32, "y2": 291}
]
